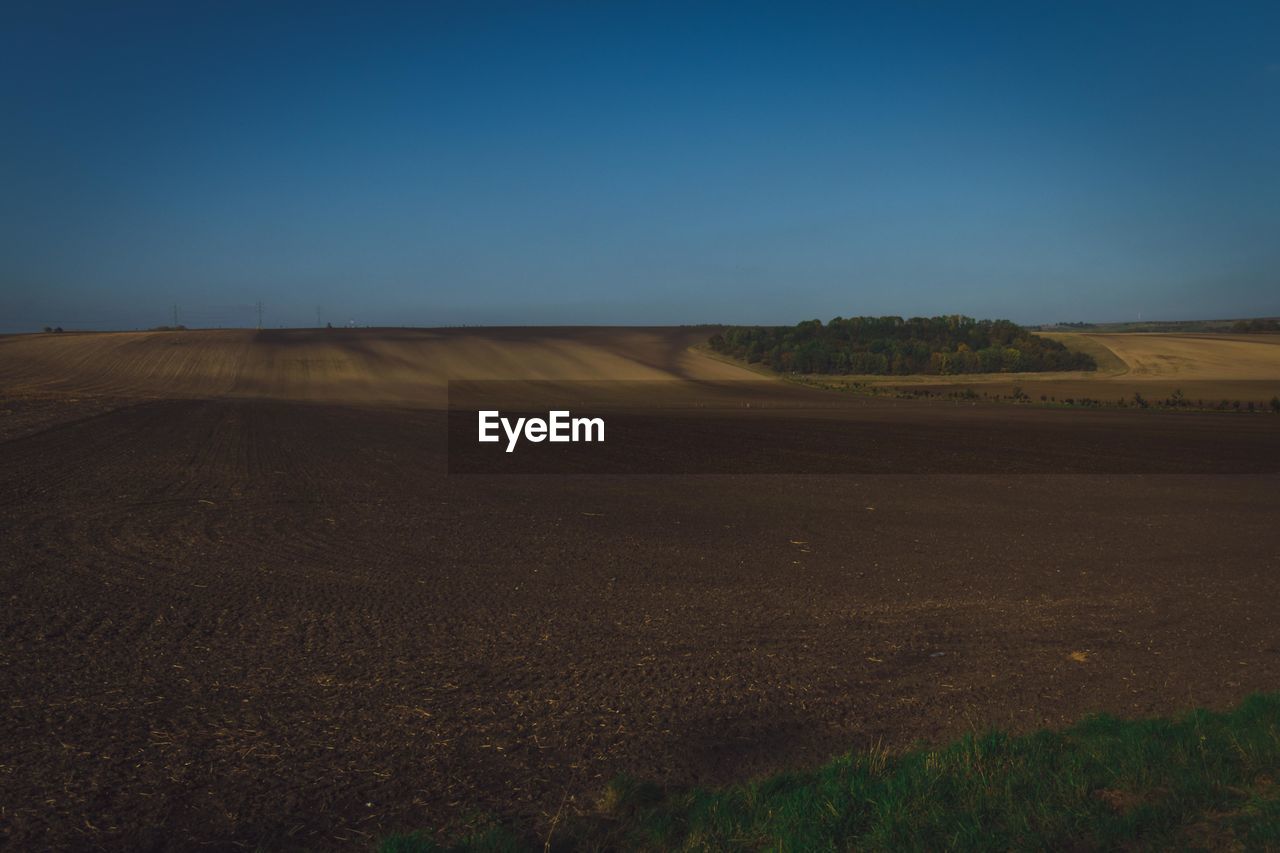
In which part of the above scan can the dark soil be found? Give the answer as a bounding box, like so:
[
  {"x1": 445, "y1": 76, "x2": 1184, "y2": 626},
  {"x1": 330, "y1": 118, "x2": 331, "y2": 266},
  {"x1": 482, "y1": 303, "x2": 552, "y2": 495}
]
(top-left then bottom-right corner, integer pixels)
[{"x1": 2, "y1": 394, "x2": 1278, "y2": 850}]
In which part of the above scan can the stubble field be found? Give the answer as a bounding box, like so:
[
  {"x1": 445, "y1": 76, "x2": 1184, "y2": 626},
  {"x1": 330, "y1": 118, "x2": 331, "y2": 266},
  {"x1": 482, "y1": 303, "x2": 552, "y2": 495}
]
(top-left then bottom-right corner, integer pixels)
[{"x1": 795, "y1": 331, "x2": 1280, "y2": 406}]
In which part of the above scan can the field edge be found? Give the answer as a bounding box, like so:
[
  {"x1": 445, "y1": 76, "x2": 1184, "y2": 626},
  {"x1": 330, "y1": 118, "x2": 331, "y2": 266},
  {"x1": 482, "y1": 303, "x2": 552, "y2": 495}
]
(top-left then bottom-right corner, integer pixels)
[{"x1": 381, "y1": 692, "x2": 1280, "y2": 852}]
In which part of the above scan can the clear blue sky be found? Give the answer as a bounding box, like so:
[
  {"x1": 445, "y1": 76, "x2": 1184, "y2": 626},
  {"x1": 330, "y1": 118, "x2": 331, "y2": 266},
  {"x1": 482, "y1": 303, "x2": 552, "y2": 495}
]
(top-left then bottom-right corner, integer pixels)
[{"x1": 2, "y1": 1, "x2": 1277, "y2": 331}]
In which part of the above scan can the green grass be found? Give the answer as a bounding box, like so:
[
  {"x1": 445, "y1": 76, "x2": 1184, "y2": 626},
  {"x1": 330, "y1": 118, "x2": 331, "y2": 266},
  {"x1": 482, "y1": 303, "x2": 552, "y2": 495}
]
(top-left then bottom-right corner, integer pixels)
[{"x1": 381, "y1": 693, "x2": 1280, "y2": 851}]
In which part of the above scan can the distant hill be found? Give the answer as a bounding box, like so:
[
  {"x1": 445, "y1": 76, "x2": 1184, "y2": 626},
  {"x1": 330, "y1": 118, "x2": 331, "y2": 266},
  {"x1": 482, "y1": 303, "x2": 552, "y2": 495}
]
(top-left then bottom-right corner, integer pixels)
[
  {"x1": 0, "y1": 326, "x2": 758, "y2": 406},
  {"x1": 709, "y1": 316, "x2": 1096, "y2": 375},
  {"x1": 1033, "y1": 317, "x2": 1280, "y2": 334}
]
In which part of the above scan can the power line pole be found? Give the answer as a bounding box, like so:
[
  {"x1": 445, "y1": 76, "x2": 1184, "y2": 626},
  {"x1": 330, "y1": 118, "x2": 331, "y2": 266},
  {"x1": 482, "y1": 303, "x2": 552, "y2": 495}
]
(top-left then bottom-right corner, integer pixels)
[
  {"x1": 256, "y1": 301, "x2": 263, "y2": 330},
  {"x1": 172, "y1": 304, "x2": 179, "y2": 328},
  {"x1": 316, "y1": 305, "x2": 322, "y2": 327}
]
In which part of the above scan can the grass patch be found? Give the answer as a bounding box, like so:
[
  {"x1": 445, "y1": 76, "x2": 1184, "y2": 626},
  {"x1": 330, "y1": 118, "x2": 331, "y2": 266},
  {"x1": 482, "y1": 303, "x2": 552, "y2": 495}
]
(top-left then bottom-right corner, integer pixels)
[{"x1": 381, "y1": 694, "x2": 1280, "y2": 851}]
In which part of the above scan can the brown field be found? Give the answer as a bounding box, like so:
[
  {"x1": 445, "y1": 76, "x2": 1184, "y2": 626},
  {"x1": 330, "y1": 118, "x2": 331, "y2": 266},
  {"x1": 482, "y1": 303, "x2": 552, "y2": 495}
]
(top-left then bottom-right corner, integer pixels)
[{"x1": 2, "y1": 328, "x2": 1279, "y2": 850}]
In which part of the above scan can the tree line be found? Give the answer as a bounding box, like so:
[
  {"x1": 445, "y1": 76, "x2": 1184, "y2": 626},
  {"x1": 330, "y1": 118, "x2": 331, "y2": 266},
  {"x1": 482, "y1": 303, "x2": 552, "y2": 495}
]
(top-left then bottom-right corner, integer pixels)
[
  {"x1": 709, "y1": 316, "x2": 1097, "y2": 375},
  {"x1": 1231, "y1": 319, "x2": 1280, "y2": 333}
]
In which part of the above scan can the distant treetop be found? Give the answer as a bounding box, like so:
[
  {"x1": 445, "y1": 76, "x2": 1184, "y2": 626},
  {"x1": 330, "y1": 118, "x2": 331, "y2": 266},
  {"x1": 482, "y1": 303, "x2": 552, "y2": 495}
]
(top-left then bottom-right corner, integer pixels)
[{"x1": 1232, "y1": 319, "x2": 1280, "y2": 333}]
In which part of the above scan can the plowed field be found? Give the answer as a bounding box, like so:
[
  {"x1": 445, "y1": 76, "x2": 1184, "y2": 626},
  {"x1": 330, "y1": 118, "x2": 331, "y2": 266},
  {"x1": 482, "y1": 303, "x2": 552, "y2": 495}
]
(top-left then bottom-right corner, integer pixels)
[{"x1": 2, "y1": 329, "x2": 1278, "y2": 850}]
